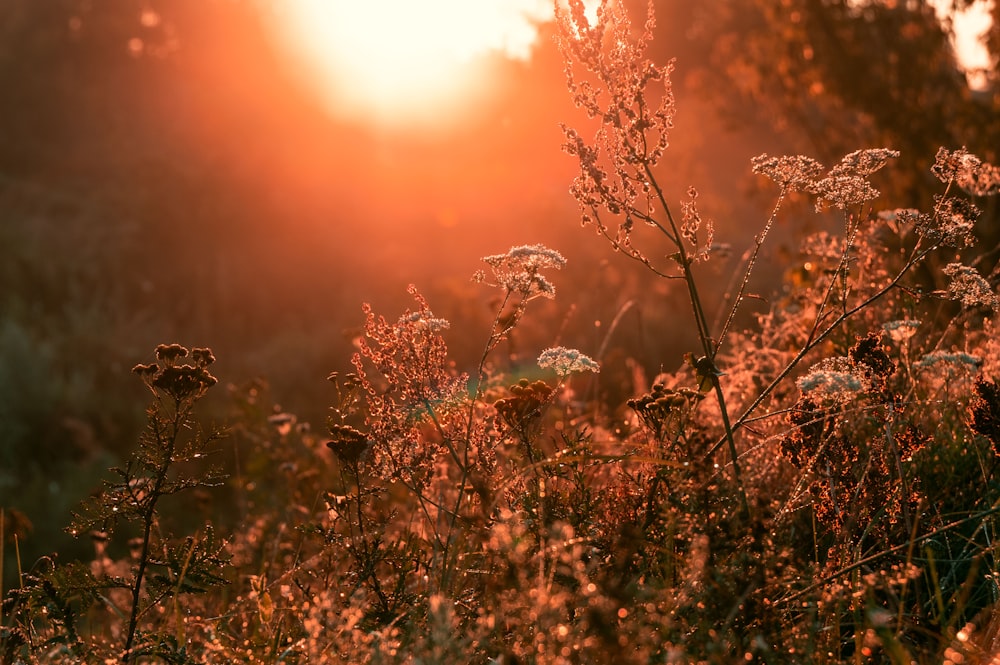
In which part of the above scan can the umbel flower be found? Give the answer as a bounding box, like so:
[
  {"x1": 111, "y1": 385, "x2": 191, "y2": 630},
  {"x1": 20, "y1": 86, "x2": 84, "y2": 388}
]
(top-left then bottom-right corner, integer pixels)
[
  {"x1": 941, "y1": 263, "x2": 1000, "y2": 311},
  {"x1": 932, "y1": 147, "x2": 1000, "y2": 196},
  {"x1": 132, "y1": 343, "x2": 217, "y2": 401},
  {"x1": 751, "y1": 154, "x2": 825, "y2": 191},
  {"x1": 537, "y1": 346, "x2": 600, "y2": 376},
  {"x1": 474, "y1": 244, "x2": 567, "y2": 300},
  {"x1": 796, "y1": 357, "x2": 868, "y2": 404},
  {"x1": 753, "y1": 148, "x2": 900, "y2": 211}
]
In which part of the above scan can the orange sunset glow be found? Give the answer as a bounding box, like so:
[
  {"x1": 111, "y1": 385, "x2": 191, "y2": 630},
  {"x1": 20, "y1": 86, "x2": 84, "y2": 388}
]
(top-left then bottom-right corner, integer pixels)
[
  {"x1": 269, "y1": 0, "x2": 558, "y2": 125},
  {"x1": 3, "y1": 4, "x2": 1000, "y2": 659}
]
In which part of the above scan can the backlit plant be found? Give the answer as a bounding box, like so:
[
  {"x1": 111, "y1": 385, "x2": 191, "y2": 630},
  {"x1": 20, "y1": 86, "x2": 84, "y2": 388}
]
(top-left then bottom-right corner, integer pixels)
[{"x1": 2, "y1": 1, "x2": 1000, "y2": 663}]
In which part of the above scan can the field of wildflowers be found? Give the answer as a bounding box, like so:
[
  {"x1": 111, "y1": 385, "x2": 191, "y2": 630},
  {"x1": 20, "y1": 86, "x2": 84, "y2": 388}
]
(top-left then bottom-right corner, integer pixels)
[{"x1": 3, "y1": 1, "x2": 1000, "y2": 662}]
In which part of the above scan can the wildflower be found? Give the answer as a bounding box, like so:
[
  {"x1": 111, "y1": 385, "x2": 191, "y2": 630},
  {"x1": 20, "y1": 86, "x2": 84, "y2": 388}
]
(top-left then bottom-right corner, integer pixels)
[
  {"x1": 796, "y1": 357, "x2": 868, "y2": 404},
  {"x1": 326, "y1": 424, "x2": 370, "y2": 467},
  {"x1": 932, "y1": 147, "x2": 1000, "y2": 196},
  {"x1": 916, "y1": 350, "x2": 982, "y2": 370},
  {"x1": 811, "y1": 175, "x2": 880, "y2": 211},
  {"x1": 494, "y1": 379, "x2": 554, "y2": 433},
  {"x1": 882, "y1": 320, "x2": 921, "y2": 344},
  {"x1": 751, "y1": 153, "x2": 825, "y2": 191},
  {"x1": 809, "y1": 148, "x2": 899, "y2": 211},
  {"x1": 399, "y1": 310, "x2": 450, "y2": 333},
  {"x1": 537, "y1": 346, "x2": 600, "y2": 376},
  {"x1": 827, "y1": 148, "x2": 899, "y2": 178},
  {"x1": 932, "y1": 195, "x2": 980, "y2": 247},
  {"x1": 897, "y1": 199, "x2": 978, "y2": 248},
  {"x1": 477, "y1": 244, "x2": 567, "y2": 299},
  {"x1": 877, "y1": 208, "x2": 920, "y2": 223},
  {"x1": 627, "y1": 382, "x2": 703, "y2": 438},
  {"x1": 150, "y1": 363, "x2": 218, "y2": 400},
  {"x1": 848, "y1": 332, "x2": 895, "y2": 381},
  {"x1": 131, "y1": 362, "x2": 158, "y2": 377},
  {"x1": 941, "y1": 263, "x2": 999, "y2": 310},
  {"x1": 556, "y1": 0, "x2": 676, "y2": 226},
  {"x1": 960, "y1": 162, "x2": 1000, "y2": 197},
  {"x1": 135, "y1": 345, "x2": 218, "y2": 400},
  {"x1": 680, "y1": 186, "x2": 714, "y2": 263},
  {"x1": 191, "y1": 347, "x2": 216, "y2": 367},
  {"x1": 154, "y1": 343, "x2": 189, "y2": 363}
]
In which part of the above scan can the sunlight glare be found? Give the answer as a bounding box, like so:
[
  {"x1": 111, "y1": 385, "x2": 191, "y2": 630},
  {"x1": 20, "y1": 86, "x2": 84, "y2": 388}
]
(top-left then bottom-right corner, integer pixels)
[
  {"x1": 271, "y1": 0, "x2": 554, "y2": 125},
  {"x1": 927, "y1": 0, "x2": 993, "y2": 90}
]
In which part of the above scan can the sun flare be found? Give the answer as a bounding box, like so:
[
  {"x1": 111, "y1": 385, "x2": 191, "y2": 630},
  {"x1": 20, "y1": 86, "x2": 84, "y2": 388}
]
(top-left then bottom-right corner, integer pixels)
[{"x1": 270, "y1": 0, "x2": 554, "y2": 125}]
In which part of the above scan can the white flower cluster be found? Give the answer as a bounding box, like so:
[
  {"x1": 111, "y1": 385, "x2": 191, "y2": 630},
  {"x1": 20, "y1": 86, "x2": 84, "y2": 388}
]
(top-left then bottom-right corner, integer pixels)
[
  {"x1": 796, "y1": 357, "x2": 868, "y2": 403},
  {"x1": 475, "y1": 244, "x2": 567, "y2": 300},
  {"x1": 882, "y1": 319, "x2": 921, "y2": 344},
  {"x1": 399, "y1": 310, "x2": 451, "y2": 333},
  {"x1": 537, "y1": 346, "x2": 600, "y2": 377}
]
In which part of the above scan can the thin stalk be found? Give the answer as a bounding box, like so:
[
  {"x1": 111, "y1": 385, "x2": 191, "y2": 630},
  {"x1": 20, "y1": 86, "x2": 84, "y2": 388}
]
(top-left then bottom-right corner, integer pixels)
[
  {"x1": 122, "y1": 399, "x2": 185, "y2": 663},
  {"x1": 707, "y1": 245, "x2": 935, "y2": 459},
  {"x1": 805, "y1": 211, "x2": 865, "y2": 347},
  {"x1": 715, "y1": 187, "x2": 787, "y2": 352},
  {"x1": 439, "y1": 291, "x2": 516, "y2": 592},
  {"x1": 777, "y1": 495, "x2": 1000, "y2": 607},
  {"x1": 642, "y1": 163, "x2": 749, "y2": 518}
]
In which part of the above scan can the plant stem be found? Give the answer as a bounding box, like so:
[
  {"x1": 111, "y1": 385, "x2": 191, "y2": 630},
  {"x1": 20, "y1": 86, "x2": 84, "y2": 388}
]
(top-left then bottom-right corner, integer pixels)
[
  {"x1": 122, "y1": 400, "x2": 184, "y2": 663},
  {"x1": 641, "y1": 163, "x2": 750, "y2": 518}
]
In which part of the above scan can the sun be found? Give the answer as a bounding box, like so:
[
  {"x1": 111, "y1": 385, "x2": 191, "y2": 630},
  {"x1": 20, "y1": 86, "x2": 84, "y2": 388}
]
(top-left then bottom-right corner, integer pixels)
[{"x1": 269, "y1": 0, "x2": 554, "y2": 126}]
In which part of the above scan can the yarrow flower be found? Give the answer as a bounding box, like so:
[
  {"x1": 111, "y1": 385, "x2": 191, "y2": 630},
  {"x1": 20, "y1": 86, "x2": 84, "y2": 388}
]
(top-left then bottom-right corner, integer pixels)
[
  {"x1": 809, "y1": 148, "x2": 899, "y2": 212},
  {"x1": 932, "y1": 147, "x2": 1000, "y2": 196},
  {"x1": 537, "y1": 346, "x2": 600, "y2": 376},
  {"x1": 796, "y1": 357, "x2": 868, "y2": 404},
  {"x1": 940, "y1": 263, "x2": 999, "y2": 310},
  {"x1": 399, "y1": 310, "x2": 450, "y2": 333},
  {"x1": 916, "y1": 350, "x2": 982, "y2": 371},
  {"x1": 882, "y1": 319, "x2": 921, "y2": 344},
  {"x1": 751, "y1": 153, "x2": 825, "y2": 191},
  {"x1": 475, "y1": 244, "x2": 567, "y2": 299}
]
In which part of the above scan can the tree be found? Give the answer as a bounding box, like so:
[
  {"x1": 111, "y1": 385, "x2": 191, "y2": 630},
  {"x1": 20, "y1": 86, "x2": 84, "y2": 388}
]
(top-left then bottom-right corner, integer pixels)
[{"x1": 680, "y1": 0, "x2": 998, "y2": 212}]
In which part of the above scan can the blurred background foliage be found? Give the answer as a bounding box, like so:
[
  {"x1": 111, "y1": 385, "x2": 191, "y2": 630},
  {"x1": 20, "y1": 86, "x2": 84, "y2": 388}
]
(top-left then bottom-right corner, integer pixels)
[{"x1": 0, "y1": 0, "x2": 996, "y2": 575}]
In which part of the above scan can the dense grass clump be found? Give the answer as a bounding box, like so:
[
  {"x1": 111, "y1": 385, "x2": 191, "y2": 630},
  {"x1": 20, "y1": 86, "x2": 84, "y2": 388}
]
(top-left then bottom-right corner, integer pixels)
[{"x1": 4, "y1": 1, "x2": 1000, "y2": 662}]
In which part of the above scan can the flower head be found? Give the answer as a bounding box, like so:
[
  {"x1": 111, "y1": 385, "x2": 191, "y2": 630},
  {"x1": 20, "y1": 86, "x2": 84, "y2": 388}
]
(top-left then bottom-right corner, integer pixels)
[
  {"x1": 882, "y1": 320, "x2": 921, "y2": 344},
  {"x1": 916, "y1": 350, "x2": 982, "y2": 371},
  {"x1": 933, "y1": 147, "x2": 1000, "y2": 196},
  {"x1": 477, "y1": 244, "x2": 567, "y2": 299},
  {"x1": 751, "y1": 153, "x2": 825, "y2": 191},
  {"x1": 137, "y1": 344, "x2": 217, "y2": 400},
  {"x1": 537, "y1": 346, "x2": 600, "y2": 376},
  {"x1": 941, "y1": 263, "x2": 999, "y2": 310},
  {"x1": 809, "y1": 148, "x2": 899, "y2": 212},
  {"x1": 796, "y1": 357, "x2": 868, "y2": 404}
]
